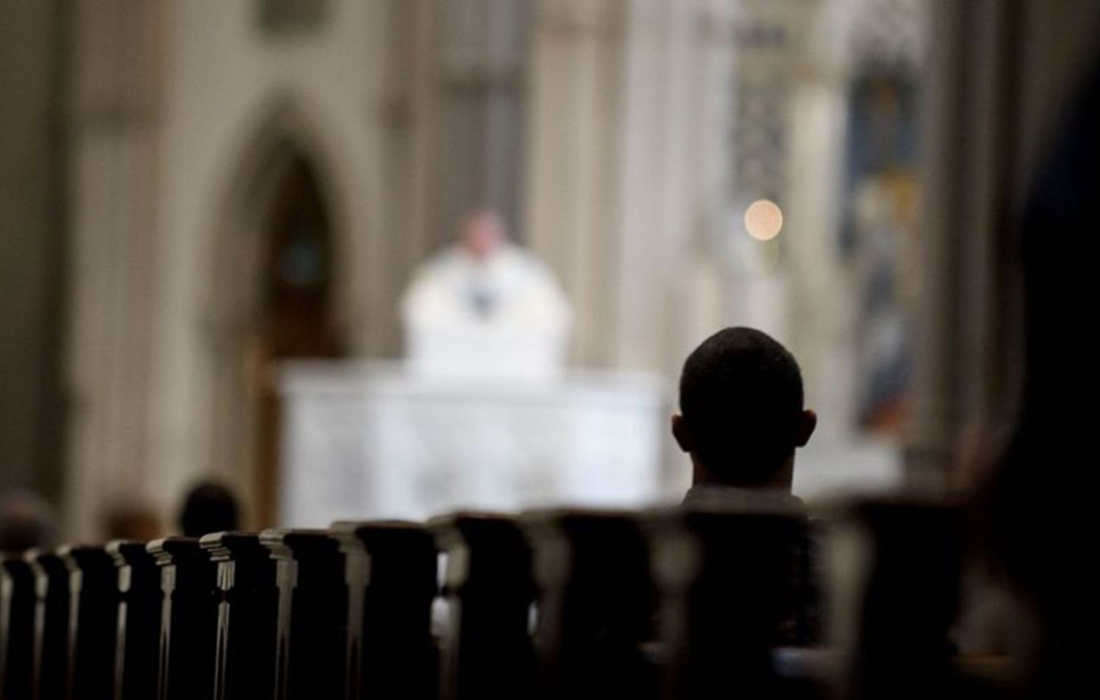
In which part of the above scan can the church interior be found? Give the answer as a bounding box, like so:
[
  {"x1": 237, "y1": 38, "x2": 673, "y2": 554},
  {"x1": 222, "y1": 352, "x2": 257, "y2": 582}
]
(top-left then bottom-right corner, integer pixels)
[{"x1": 1, "y1": 1, "x2": 1096, "y2": 698}]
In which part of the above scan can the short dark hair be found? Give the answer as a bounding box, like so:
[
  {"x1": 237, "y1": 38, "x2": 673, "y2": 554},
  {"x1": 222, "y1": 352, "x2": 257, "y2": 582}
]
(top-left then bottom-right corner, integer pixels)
[
  {"x1": 179, "y1": 481, "x2": 240, "y2": 537},
  {"x1": 679, "y1": 327, "x2": 805, "y2": 485}
]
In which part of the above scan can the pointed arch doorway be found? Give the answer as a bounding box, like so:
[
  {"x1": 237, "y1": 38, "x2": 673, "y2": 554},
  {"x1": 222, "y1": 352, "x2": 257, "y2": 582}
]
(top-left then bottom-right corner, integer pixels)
[
  {"x1": 210, "y1": 137, "x2": 346, "y2": 528},
  {"x1": 251, "y1": 151, "x2": 343, "y2": 525}
]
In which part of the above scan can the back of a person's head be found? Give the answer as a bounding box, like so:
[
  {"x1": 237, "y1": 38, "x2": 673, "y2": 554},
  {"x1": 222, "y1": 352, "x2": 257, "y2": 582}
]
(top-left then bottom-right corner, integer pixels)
[
  {"x1": 679, "y1": 327, "x2": 805, "y2": 485},
  {"x1": 0, "y1": 490, "x2": 56, "y2": 553},
  {"x1": 179, "y1": 481, "x2": 240, "y2": 537}
]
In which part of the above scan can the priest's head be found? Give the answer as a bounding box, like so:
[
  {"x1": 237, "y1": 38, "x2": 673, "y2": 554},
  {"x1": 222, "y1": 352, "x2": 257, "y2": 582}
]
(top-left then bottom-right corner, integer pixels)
[
  {"x1": 460, "y1": 208, "x2": 507, "y2": 261},
  {"x1": 672, "y1": 327, "x2": 816, "y2": 492}
]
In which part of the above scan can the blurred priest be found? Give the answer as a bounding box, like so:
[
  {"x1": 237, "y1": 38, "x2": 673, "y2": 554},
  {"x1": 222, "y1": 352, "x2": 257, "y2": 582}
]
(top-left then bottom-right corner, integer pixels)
[{"x1": 400, "y1": 208, "x2": 572, "y2": 380}]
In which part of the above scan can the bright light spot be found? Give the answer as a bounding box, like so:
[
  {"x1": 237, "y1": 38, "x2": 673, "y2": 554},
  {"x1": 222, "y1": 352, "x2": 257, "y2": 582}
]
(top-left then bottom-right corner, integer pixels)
[{"x1": 744, "y1": 200, "x2": 784, "y2": 241}]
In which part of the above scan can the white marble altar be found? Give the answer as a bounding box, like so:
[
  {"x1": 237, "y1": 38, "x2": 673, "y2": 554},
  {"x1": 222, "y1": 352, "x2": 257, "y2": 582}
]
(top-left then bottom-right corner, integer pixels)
[{"x1": 277, "y1": 361, "x2": 667, "y2": 527}]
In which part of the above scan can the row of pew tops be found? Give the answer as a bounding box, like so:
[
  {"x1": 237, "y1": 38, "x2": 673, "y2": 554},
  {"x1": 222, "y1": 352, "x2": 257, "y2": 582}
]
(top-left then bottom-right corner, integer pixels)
[{"x1": 1, "y1": 497, "x2": 1003, "y2": 700}]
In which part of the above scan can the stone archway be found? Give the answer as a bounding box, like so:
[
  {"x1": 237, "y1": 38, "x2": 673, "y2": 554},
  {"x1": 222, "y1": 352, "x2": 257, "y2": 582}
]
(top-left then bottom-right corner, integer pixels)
[{"x1": 205, "y1": 103, "x2": 348, "y2": 527}]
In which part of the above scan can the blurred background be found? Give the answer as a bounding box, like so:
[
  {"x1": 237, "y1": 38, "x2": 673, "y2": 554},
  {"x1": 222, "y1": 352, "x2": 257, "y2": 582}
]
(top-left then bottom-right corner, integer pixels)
[{"x1": 2, "y1": 0, "x2": 1097, "y2": 541}]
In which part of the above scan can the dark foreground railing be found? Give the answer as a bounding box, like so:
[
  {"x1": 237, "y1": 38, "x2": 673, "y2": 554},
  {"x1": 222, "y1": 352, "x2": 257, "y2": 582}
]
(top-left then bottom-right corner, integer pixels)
[{"x1": 0, "y1": 497, "x2": 1011, "y2": 700}]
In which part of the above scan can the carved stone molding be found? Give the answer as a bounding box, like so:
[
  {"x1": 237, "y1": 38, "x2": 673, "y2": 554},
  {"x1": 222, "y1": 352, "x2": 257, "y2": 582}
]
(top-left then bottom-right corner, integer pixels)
[{"x1": 840, "y1": 0, "x2": 929, "y2": 75}]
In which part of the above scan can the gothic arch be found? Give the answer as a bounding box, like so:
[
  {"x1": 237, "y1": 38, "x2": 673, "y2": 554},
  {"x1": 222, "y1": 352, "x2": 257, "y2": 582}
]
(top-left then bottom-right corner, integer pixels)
[{"x1": 202, "y1": 92, "x2": 353, "y2": 525}]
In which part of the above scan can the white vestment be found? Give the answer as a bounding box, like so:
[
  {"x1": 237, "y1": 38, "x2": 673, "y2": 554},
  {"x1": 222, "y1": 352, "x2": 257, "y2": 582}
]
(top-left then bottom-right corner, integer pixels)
[{"x1": 401, "y1": 243, "x2": 572, "y2": 380}]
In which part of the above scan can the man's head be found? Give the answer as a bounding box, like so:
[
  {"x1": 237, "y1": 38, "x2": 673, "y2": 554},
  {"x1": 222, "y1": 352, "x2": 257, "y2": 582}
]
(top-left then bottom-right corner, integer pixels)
[
  {"x1": 459, "y1": 208, "x2": 507, "y2": 261},
  {"x1": 179, "y1": 481, "x2": 241, "y2": 537},
  {"x1": 0, "y1": 491, "x2": 55, "y2": 553},
  {"x1": 672, "y1": 327, "x2": 816, "y2": 490}
]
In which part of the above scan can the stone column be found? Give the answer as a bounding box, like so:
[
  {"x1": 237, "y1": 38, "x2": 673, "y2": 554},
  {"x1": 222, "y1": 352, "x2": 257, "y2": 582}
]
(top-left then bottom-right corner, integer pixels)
[
  {"x1": 526, "y1": 0, "x2": 726, "y2": 373},
  {"x1": 524, "y1": 0, "x2": 625, "y2": 367},
  {"x1": 905, "y1": 0, "x2": 1100, "y2": 490},
  {"x1": 0, "y1": 0, "x2": 70, "y2": 499},
  {"x1": 664, "y1": 0, "x2": 741, "y2": 374},
  {"x1": 526, "y1": 0, "x2": 777, "y2": 494},
  {"x1": 366, "y1": 0, "x2": 444, "y2": 358},
  {"x1": 63, "y1": 0, "x2": 165, "y2": 536},
  {"x1": 783, "y1": 11, "x2": 853, "y2": 443}
]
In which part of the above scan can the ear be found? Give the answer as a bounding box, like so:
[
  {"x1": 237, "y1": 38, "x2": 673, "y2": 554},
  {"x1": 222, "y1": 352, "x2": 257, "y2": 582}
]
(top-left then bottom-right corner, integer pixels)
[
  {"x1": 671, "y1": 414, "x2": 692, "y2": 453},
  {"x1": 795, "y1": 409, "x2": 817, "y2": 448}
]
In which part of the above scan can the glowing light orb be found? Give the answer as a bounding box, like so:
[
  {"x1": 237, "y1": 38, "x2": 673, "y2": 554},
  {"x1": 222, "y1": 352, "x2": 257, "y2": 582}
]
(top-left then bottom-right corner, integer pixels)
[{"x1": 744, "y1": 200, "x2": 784, "y2": 241}]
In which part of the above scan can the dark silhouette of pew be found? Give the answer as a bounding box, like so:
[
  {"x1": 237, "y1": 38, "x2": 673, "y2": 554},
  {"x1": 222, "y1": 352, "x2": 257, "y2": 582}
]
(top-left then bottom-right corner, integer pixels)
[
  {"x1": 5, "y1": 496, "x2": 1022, "y2": 700},
  {"x1": 61, "y1": 546, "x2": 120, "y2": 700},
  {"x1": 201, "y1": 532, "x2": 279, "y2": 700},
  {"x1": 1, "y1": 555, "x2": 36, "y2": 700},
  {"x1": 109, "y1": 541, "x2": 162, "y2": 700},
  {"x1": 147, "y1": 537, "x2": 217, "y2": 700},
  {"x1": 828, "y1": 497, "x2": 1000, "y2": 700},
  {"x1": 262, "y1": 529, "x2": 350, "y2": 700},
  {"x1": 522, "y1": 509, "x2": 658, "y2": 700},
  {"x1": 432, "y1": 513, "x2": 537, "y2": 700},
  {"x1": 651, "y1": 505, "x2": 814, "y2": 700},
  {"x1": 333, "y1": 520, "x2": 438, "y2": 700},
  {"x1": 27, "y1": 550, "x2": 71, "y2": 700}
]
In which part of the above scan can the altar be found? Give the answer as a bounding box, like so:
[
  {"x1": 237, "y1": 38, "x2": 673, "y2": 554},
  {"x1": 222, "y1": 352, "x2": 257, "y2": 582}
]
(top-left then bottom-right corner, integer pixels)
[{"x1": 277, "y1": 361, "x2": 669, "y2": 527}]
